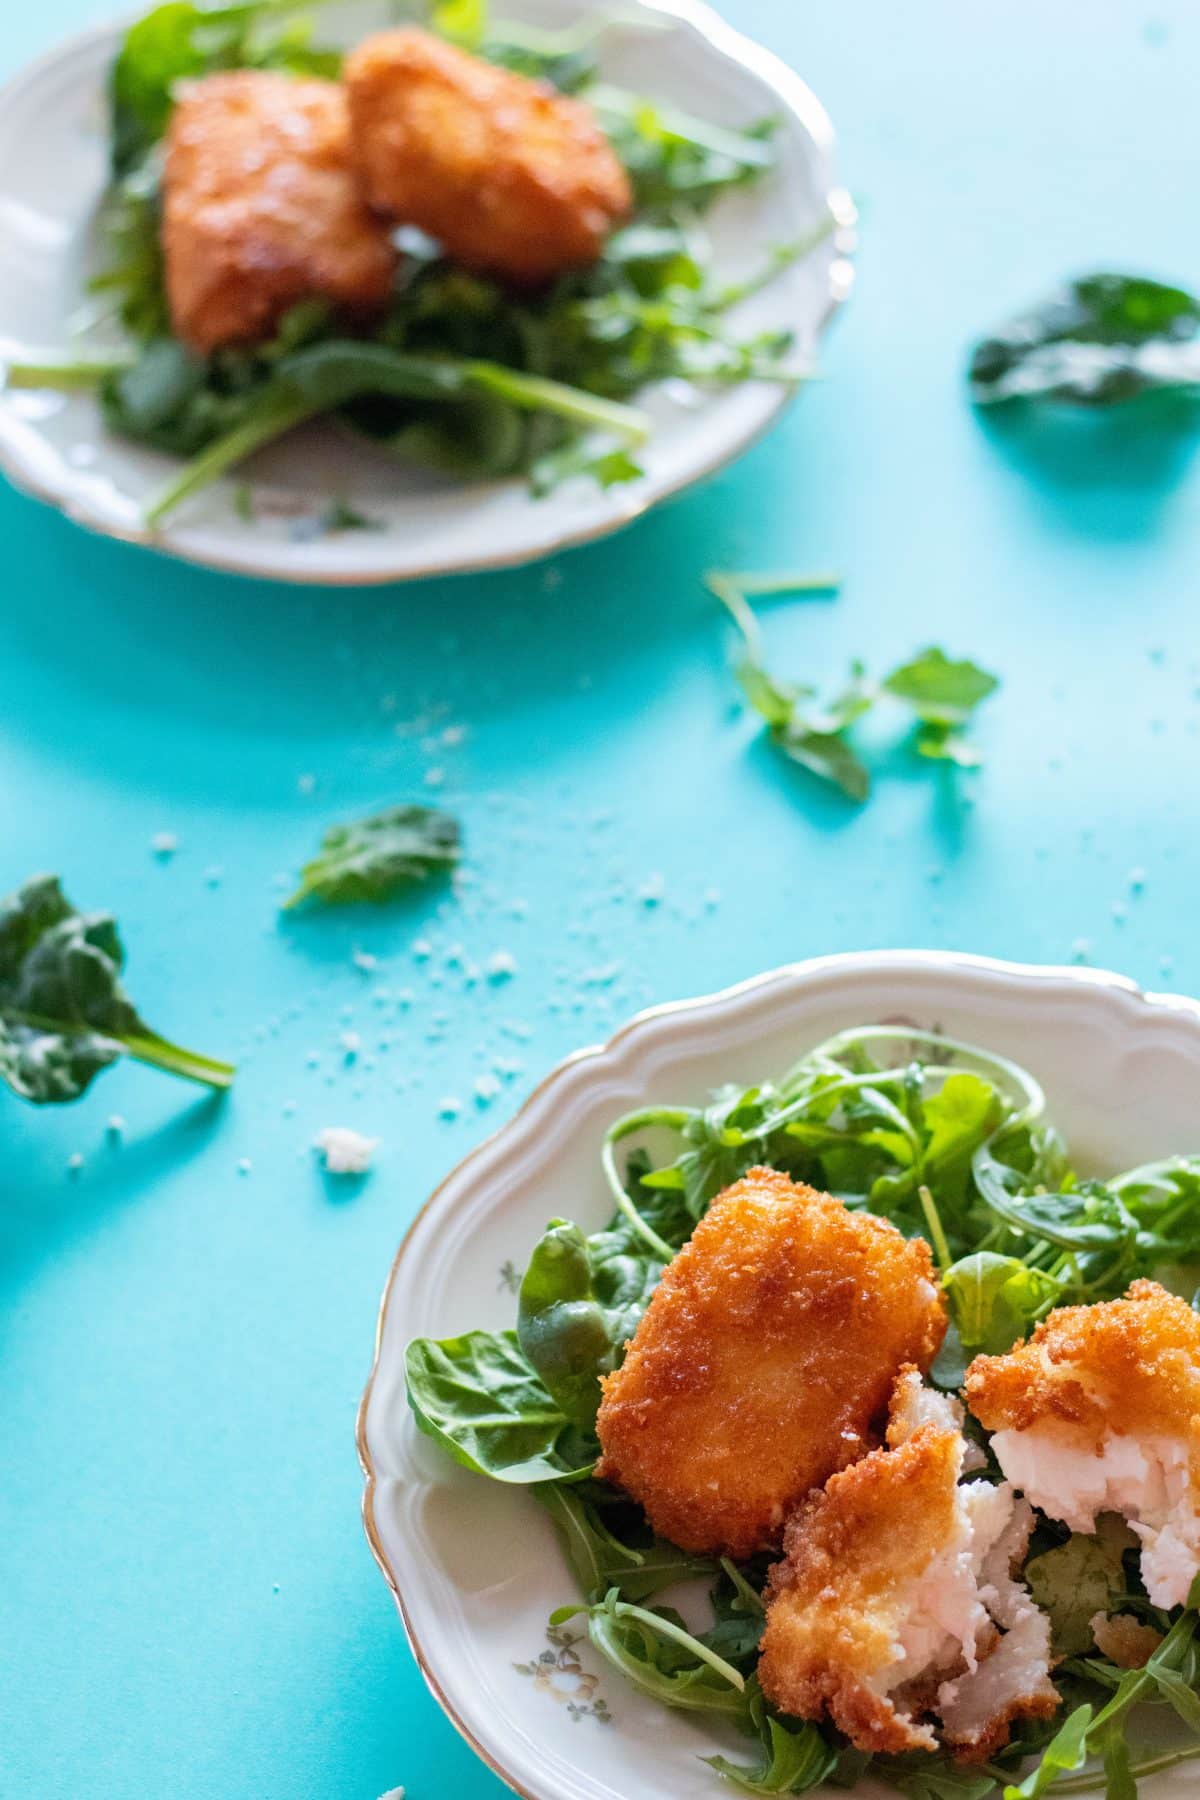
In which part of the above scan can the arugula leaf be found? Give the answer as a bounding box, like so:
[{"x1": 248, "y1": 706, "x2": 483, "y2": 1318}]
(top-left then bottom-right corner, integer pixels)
[
  {"x1": 969, "y1": 273, "x2": 1200, "y2": 406},
  {"x1": 533, "y1": 1480, "x2": 715, "y2": 1602},
  {"x1": 1025, "y1": 1517, "x2": 1138, "y2": 1657},
  {"x1": 0, "y1": 873, "x2": 233, "y2": 1103},
  {"x1": 518, "y1": 1220, "x2": 615, "y2": 1425},
  {"x1": 405, "y1": 1330, "x2": 597, "y2": 1483},
  {"x1": 942, "y1": 1251, "x2": 1060, "y2": 1358},
  {"x1": 1002, "y1": 1703, "x2": 1093, "y2": 1800},
  {"x1": 706, "y1": 1700, "x2": 835, "y2": 1795},
  {"x1": 553, "y1": 1588, "x2": 749, "y2": 1718},
  {"x1": 284, "y1": 805, "x2": 460, "y2": 910}
]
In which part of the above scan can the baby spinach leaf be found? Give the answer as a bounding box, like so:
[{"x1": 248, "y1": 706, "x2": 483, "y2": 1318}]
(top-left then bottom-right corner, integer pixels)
[
  {"x1": 518, "y1": 1220, "x2": 614, "y2": 1425},
  {"x1": 969, "y1": 273, "x2": 1200, "y2": 407},
  {"x1": 1026, "y1": 1518, "x2": 1138, "y2": 1657},
  {"x1": 0, "y1": 873, "x2": 233, "y2": 1103},
  {"x1": 405, "y1": 1330, "x2": 597, "y2": 1483},
  {"x1": 284, "y1": 805, "x2": 461, "y2": 910}
]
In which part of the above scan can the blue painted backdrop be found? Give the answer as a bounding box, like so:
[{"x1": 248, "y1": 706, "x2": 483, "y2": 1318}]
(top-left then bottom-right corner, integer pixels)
[{"x1": 4, "y1": 2, "x2": 1200, "y2": 1794}]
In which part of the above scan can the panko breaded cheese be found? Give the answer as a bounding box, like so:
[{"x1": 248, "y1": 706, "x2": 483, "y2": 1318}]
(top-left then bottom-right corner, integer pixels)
[
  {"x1": 163, "y1": 71, "x2": 397, "y2": 353},
  {"x1": 343, "y1": 28, "x2": 631, "y2": 284},
  {"x1": 965, "y1": 1279, "x2": 1200, "y2": 1609},
  {"x1": 758, "y1": 1371, "x2": 1056, "y2": 1760},
  {"x1": 593, "y1": 1169, "x2": 946, "y2": 1559}
]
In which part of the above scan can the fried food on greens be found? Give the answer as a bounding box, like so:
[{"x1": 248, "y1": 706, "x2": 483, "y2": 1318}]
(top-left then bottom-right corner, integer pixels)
[
  {"x1": 594, "y1": 1168, "x2": 946, "y2": 1559},
  {"x1": 966, "y1": 1278, "x2": 1200, "y2": 1609},
  {"x1": 344, "y1": 27, "x2": 631, "y2": 284},
  {"x1": 163, "y1": 71, "x2": 396, "y2": 353},
  {"x1": 758, "y1": 1369, "x2": 1056, "y2": 1759}
]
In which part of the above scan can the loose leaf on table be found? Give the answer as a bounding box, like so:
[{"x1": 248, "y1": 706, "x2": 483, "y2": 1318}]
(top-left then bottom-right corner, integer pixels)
[
  {"x1": 517, "y1": 1219, "x2": 615, "y2": 1425},
  {"x1": 405, "y1": 1329, "x2": 597, "y2": 1482},
  {"x1": 1025, "y1": 1516, "x2": 1138, "y2": 1657},
  {"x1": 0, "y1": 873, "x2": 233, "y2": 1103},
  {"x1": 283, "y1": 805, "x2": 461, "y2": 910},
  {"x1": 883, "y1": 649, "x2": 999, "y2": 767},
  {"x1": 968, "y1": 273, "x2": 1200, "y2": 407}
]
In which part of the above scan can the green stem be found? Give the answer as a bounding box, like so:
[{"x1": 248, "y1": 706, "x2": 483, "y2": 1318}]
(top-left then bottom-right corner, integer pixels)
[
  {"x1": 608, "y1": 1597, "x2": 745, "y2": 1690},
  {"x1": 919, "y1": 1184, "x2": 953, "y2": 1274},
  {"x1": 117, "y1": 1031, "x2": 235, "y2": 1089},
  {"x1": 144, "y1": 390, "x2": 315, "y2": 527},
  {"x1": 6, "y1": 355, "x2": 133, "y2": 391},
  {"x1": 464, "y1": 364, "x2": 649, "y2": 442},
  {"x1": 1051, "y1": 1746, "x2": 1200, "y2": 1792},
  {"x1": 601, "y1": 1107, "x2": 691, "y2": 1261}
]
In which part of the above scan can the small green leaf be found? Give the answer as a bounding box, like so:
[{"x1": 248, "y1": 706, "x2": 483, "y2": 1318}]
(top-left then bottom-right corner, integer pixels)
[
  {"x1": 1025, "y1": 1517, "x2": 1137, "y2": 1657},
  {"x1": 882, "y1": 648, "x2": 1000, "y2": 726},
  {"x1": 517, "y1": 1220, "x2": 614, "y2": 1425},
  {"x1": 772, "y1": 722, "x2": 871, "y2": 801},
  {"x1": 284, "y1": 805, "x2": 460, "y2": 910},
  {"x1": 1003, "y1": 1702, "x2": 1093, "y2": 1800}
]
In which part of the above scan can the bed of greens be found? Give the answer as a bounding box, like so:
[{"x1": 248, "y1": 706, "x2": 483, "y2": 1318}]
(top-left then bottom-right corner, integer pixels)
[
  {"x1": 406, "y1": 1025, "x2": 1200, "y2": 1799},
  {"x1": 5, "y1": 0, "x2": 824, "y2": 526}
]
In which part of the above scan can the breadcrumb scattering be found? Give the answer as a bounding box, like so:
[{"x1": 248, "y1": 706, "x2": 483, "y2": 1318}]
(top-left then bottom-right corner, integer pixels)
[
  {"x1": 965, "y1": 1279, "x2": 1200, "y2": 1609},
  {"x1": 594, "y1": 1169, "x2": 946, "y2": 1559},
  {"x1": 163, "y1": 70, "x2": 397, "y2": 353},
  {"x1": 343, "y1": 28, "x2": 631, "y2": 284},
  {"x1": 758, "y1": 1370, "x2": 1056, "y2": 1759}
]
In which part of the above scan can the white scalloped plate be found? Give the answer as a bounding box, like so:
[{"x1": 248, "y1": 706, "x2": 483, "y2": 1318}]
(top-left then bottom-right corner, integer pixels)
[
  {"x1": 359, "y1": 950, "x2": 1200, "y2": 1800},
  {"x1": 0, "y1": 0, "x2": 854, "y2": 585}
]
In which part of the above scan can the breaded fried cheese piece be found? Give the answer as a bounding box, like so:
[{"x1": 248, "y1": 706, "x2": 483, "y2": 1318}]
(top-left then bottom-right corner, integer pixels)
[
  {"x1": 759, "y1": 1371, "x2": 1056, "y2": 1759},
  {"x1": 594, "y1": 1169, "x2": 946, "y2": 1559},
  {"x1": 163, "y1": 71, "x2": 397, "y2": 353},
  {"x1": 966, "y1": 1279, "x2": 1200, "y2": 1609},
  {"x1": 343, "y1": 28, "x2": 631, "y2": 284}
]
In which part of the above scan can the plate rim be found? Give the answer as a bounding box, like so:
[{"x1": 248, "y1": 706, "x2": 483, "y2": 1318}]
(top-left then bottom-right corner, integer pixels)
[
  {"x1": 356, "y1": 946, "x2": 1200, "y2": 1799},
  {"x1": 0, "y1": 0, "x2": 857, "y2": 587}
]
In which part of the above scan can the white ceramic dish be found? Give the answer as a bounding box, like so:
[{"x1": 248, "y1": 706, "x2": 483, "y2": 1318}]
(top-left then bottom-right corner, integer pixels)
[
  {"x1": 359, "y1": 949, "x2": 1200, "y2": 1800},
  {"x1": 0, "y1": 0, "x2": 855, "y2": 586}
]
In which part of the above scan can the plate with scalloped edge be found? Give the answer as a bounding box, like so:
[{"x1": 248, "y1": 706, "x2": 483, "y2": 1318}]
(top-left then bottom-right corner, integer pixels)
[
  {"x1": 0, "y1": 0, "x2": 854, "y2": 585},
  {"x1": 359, "y1": 948, "x2": 1200, "y2": 1800}
]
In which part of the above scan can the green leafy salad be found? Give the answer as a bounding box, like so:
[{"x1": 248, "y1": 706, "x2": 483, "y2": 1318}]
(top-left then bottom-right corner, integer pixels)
[
  {"x1": 7, "y1": 0, "x2": 826, "y2": 525},
  {"x1": 406, "y1": 1026, "x2": 1200, "y2": 1797}
]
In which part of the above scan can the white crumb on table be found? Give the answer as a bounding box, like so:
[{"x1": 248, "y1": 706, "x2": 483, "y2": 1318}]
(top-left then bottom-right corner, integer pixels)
[{"x1": 313, "y1": 1126, "x2": 379, "y2": 1175}]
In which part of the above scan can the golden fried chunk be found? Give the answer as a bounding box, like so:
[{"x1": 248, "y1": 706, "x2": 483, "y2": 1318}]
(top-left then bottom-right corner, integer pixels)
[
  {"x1": 758, "y1": 1371, "x2": 1056, "y2": 1760},
  {"x1": 965, "y1": 1279, "x2": 1200, "y2": 1609},
  {"x1": 594, "y1": 1169, "x2": 946, "y2": 1559},
  {"x1": 343, "y1": 28, "x2": 631, "y2": 284},
  {"x1": 163, "y1": 71, "x2": 397, "y2": 353}
]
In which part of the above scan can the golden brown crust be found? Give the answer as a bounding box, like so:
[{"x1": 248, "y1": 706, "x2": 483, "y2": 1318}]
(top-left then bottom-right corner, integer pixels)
[
  {"x1": 163, "y1": 70, "x2": 396, "y2": 353},
  {"x1": 344, "y1": 28, "x2": 631, "y2": 284},
  {"x1": 594, "y1": 1169, "x2": 946, "y2": 1558},
  {"x1": 948, "y1": 1688, "x2": 1060, "y2": 1765},
  {"x1": 758, "y1": 1411, "x2": 962, "y2": 1752},
  {"x1": 965, "y1": 1279, "x2": 1200, "y2": 1482}
]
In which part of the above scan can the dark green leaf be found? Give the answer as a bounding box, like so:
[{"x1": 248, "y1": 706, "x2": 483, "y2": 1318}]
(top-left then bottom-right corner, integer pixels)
[
  {"x1": 284, "y1": 805, "x2": 460, "y2": 910},
  {"x1": 969, "y1": 273, "x2": 1200, "y2": 406},
  {"x1": 0, "y1": 873, "x2": 233, "y2": 1103},
  {"x1": 518, "y1": 1220, "x2": 614, "y2": 1425},
  {"x1": 772, "y1": 722, "x2": 871, "y2": 802},
  {"x1": 533, "y1": 1480, "x2": 714, "y2": 1602}
]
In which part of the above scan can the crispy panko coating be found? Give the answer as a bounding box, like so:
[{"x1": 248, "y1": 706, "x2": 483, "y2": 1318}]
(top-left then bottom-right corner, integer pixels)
[
  {"x1": 594, "y1": 1168, "x2": 946, "y2": 1559},
  {"x1": 758, "y1": 1371, "x2": 1056, "y2": 1760},
  {"x1": 163, "y1": 70, "x2": 397, "y2": 353},
  {"x1": 965, "y1": 1279, "x2": 1200, "y2": 1609},
  {"x1": 343, "y1": 28, "x2": 631, "y2": 284}
]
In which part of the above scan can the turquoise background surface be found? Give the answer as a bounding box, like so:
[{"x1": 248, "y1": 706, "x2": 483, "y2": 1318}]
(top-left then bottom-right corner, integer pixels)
[{"x1": 4, "y1": 1, "x2": 1200, "y2": 1794}]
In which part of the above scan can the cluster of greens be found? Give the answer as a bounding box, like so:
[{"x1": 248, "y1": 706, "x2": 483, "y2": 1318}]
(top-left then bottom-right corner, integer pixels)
[
  {"x1": 707, "y1": 571, "x2": 1000, "y2": 801},
  {"x1": 7, "y1": 0, "x2": 823, "y2": 524},
  {"x1": 0, "y1": 874, "x2": 233, "y2": 1103},
  {"x1": 968, "y1": 274, "x2": 1200, "y2": 407},
  {"x1": 406, "y1": 1026, "x2": 1200, "y2": 1797}
]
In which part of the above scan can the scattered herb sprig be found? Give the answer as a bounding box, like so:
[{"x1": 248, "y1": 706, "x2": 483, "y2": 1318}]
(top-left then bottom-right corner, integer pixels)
[
  {"x1": 706, "y1": 571, "x2": 999, "y2": 800},
  {"x1": 283, "y1": 804, "x2": 460, "y2": 911},
  {"x1": 0, "y1": 874, "x2": 233, "y2": 1103},
  {"x1": 405, "y1": 1026, "x2": 1200, "y2": 1797}
]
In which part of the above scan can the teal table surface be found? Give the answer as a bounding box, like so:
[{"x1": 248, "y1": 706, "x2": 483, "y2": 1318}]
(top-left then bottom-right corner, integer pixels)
[{"x1": 5, "y1": 2, "x2": 1200, "y2": 1795}]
